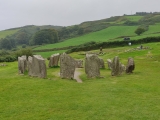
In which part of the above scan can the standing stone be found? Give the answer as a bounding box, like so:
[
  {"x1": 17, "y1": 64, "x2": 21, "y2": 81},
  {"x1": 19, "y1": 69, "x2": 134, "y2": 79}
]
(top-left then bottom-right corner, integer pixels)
[
  {"x1": 28, "y1": 55, "x2": 47, "y2": 78},
  {"x1": 28, "y1": 56, "x2": 33, "y2": 76},
  {"x1": 18, "y1": 55, "x2": 27, "y2": 74},
  {"x1": 126, "y1": 57, "x2": 135, "y2": 73},
  {"x1": 75, "y1": 59, "x2": 83, "y2": 68},
  {"x1": 111, "y1": 56, "x2": 120, "y2": 76},
  {"x1": 85, "y1": 54, "x2": 100, "y2": 78},
  {"x1": 107, "y1": 59, "x2": 112, "y2": 70},
  {"x1": 99, "y1": 58, "x2": 105, "y2": 68},
  {"x1": 60, "y1": 53, "x2": 76, "y2": 79},
  {"x1": 48, "y1": 53, "x2": 60, "y2": 67}
]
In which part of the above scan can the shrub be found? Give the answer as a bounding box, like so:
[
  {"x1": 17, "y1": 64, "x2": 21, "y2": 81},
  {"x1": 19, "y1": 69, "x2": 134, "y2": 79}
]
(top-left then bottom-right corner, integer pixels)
[
  {"x1": 14, "y1": 48, "x2": 33, "y2": 59},
  {"x1": 0, "y1": 55, "x2": 17, "y2": 62}
]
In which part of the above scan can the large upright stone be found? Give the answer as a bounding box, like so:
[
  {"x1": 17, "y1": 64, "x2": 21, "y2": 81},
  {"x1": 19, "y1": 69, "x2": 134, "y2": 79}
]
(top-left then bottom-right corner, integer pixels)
[
  {"x1": 28, "y1": 55, "x2": 47, "y2": 78},
  {"x1": 48, "y1": 53, "x2": 60, "y2": 67},
  {"x1": 111, "y1": 56, "x2": 120, "y2": 76},
  {"x1": 18, "y1": 55, "x2": 27, "y2": 74},
  {"x1": 99, "y1": 58, "x2": 105, "y2": 68},
  {"x1": 126, "y1": 57, "x2": 135, "y2": 73},
  {"x1": 75, "y1": 59, "x2": 83, "y2": 68},
  {"x1": 85, "y1": 54, "x2": 100, "y2": 78},
  {"x1": 60, "y1": 53, "x2": 76, "y2": 79},
  {"x1": 28, "y1": 56, "x2": 33, "y2": 76},
  {"x1": 107, "y1": 59, "x2": 112, "y2": 70}
]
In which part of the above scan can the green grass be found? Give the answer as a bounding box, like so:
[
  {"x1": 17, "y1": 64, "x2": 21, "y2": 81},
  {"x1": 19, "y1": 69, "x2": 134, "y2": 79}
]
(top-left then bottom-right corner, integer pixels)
[
  {"x1": 0, "y1": 42, "x2": 160, "y2": 120},
  {"x1": 34, "y1": 50, "x2": 66, "y2": 58},
  {"x1": 34, "y1": 26, "x2": 138, "y2": 50},
  {"x1": 34, "y1": 23, "x2": 160, "y2": 51},
  {"x1": 125, "y1": 16, "x2": 143, "y2": 21},
  {"x1": 0, "y1": 29, "x2": 19, "y2": 39},
  {"x1": 129, "y1": 23, "x2": 160, "y2": 40}
]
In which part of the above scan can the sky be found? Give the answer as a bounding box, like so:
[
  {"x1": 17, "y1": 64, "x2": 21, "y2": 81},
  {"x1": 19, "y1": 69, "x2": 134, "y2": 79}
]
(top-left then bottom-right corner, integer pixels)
[{"x1": 0, "y1": 0, "x2": 160, "y2": 31}]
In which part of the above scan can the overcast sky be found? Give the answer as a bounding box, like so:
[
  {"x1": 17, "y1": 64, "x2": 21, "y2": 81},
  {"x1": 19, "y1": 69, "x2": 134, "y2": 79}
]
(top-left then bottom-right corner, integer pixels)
[{"x1": 0, "y1": 0, "x2": 160, "y2": 31}]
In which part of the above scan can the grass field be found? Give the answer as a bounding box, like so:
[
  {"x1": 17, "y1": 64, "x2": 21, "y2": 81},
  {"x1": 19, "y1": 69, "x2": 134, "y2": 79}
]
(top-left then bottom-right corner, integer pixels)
[
  {"x1": 125, "y1": 16, "x2": 143, "y2": 21},
  {"x1": 34, "y1": 50, "x2": 66, "y2": 58},
  {"x1": 1, "y1": 42, "x2": 160, "y2": 120},
  {"x1": 34, "y1": 23, "x2": 160, "y2": 51},
  {"x1": 34, "y1": 26, "x2": 138, "y2": 50},
  {"x1": 0, "y1": 29, "x2": 19, "y2": 39},
  {"x1": 129, "y1": 23, "x2": 160, "y2": 40}
]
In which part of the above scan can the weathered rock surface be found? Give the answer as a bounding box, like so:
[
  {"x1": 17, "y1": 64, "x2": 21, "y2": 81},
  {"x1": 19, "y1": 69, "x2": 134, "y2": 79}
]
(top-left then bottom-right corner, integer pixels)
[
  {"x1": 28, "y1": 55, "x2": 47, "y2": 78},
  {"x1": 119, "y1": 63, "x2": 126, "y2": 75},
  {"x1": 60, "y1": 53, "x2": 76, "y2": 79},
  {"x1": 107, "y1": 59, "x2": 112, "y2": 70},
  {"x1": 48, "y1": 53, "x2": 60, "y2": 67},
  {"x1": 111, "y1": 56, "x2": 121, "y2": 76},
  {"x1": 85, "y1": 54, "x2": 100, "y2": 78},
  {"x1": 28, "y1": 56, "x2": 33, "y2": 76},
  {"x1": 18, "y1": 55, "x2": 27, "y2": 74},
  {"x1": 126, "y1": 57, "x2": 135, "y2": 73},
  {"x1": 75, "y1": 59, "x2": 83, "y2": 68},
  {"x1": 99, "y1": 58, "x2": 105, "y2": 68}
]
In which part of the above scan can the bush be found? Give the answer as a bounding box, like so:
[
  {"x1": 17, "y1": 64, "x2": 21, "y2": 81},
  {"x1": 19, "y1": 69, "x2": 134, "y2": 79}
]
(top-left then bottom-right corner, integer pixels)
[
  {"x1": 0, "y1": 55, "x2": 17, "y2": 62},
  {"x1": 22, "y1": 44, "x2": 26, "y2": 48},
  {"x1": 14, "y1": 48, "x2": 33, "y2": 59}
]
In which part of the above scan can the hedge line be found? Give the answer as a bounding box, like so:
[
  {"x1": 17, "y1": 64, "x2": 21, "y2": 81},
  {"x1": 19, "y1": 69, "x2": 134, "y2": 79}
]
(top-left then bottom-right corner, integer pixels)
[
  {"x1": 33, "y1": 46, "x2": 75, "y2": 52},
  {"x1": 66, "y1": 36, "x2": 160, "y2": 53}
]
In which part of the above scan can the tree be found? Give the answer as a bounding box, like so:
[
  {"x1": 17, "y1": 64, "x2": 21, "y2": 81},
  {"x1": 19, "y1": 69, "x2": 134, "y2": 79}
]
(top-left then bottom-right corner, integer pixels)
[
  {"x1": 135, "y1": 28, "x2": 145, "y2": 35},
  {"x1": 16, "y1": 31, "x2": 30, "y2": 45},
  {"x1": 30, "y1": 29, "x2": 58, "y2": 45},
  {"x1": 78, "y1": 28, "x2": 84, "y2": 35},
  {"x1": 0, "y1": 38, "x2": 16, "y2": 50},
  {"x1": 15, "y1": 48, "x2": 33, "y2": 59}
]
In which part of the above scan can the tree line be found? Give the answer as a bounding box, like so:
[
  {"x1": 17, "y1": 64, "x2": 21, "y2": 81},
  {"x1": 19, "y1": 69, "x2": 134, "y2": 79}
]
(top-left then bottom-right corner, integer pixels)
[
  {"x1": 0, "y1": 28, "x2": 59, "y2": 50},
  {"x1": 0, "y1": 25, "x2": 86, "y2": 50}
]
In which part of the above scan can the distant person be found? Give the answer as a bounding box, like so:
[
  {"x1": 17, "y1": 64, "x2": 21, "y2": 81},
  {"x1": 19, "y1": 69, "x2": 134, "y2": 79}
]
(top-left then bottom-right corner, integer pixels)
[
  {"x1": 99, "y1": 47, "x2": 103, "y2": 54},
  {"x1": 140, "y1": 44, "x2": 143, "y2": 49}
]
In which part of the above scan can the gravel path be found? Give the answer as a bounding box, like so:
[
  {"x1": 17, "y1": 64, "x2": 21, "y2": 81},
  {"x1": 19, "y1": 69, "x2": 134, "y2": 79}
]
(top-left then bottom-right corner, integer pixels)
[{"x1": 74, "y1": 68, "x2": 83, "y2": 83}]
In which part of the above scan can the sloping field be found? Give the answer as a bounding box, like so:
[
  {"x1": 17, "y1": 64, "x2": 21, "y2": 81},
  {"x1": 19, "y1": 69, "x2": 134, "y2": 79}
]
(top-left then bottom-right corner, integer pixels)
[
  {"x1": 0, "y1": 42, "x2": 160, "y2": 120},
  {"x1": 130, "y1": 23, "x2": 160, "y2": 40},
  {"x1": 35, "y1": 22, "x2": 160, "y2": 52},
  {"x1": 0, "y1": 29, "x2": 19, "y2": 39},
  {"x1": 125, "y1": 15, "x2": 143, "y2": 21},
  {"x1": 34, "y1": 26, "x2": 138, "y2": 50}
]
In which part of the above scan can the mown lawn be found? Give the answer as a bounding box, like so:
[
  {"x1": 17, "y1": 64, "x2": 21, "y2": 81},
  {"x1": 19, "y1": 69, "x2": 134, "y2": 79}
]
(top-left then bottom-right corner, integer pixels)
[{"x1": 0, "y1": 42, "x2": 160, "y2": 120}]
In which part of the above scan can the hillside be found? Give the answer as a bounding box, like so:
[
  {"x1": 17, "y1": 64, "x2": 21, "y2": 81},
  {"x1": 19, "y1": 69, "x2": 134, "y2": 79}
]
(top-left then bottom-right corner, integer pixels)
[
  {"x1": 34, "y1": 23, "x2": 160, "y2": 58},
  {"x1": 0, "y1": 25, "x2": 62, "y2": 39},
  {"x1": 0, "y1": 29, "x2": 20, "y2": 39},
  {"x1": 1, "y1": 12, "x2": 160, "y2": 51},
  {"x1": 32, "y1": 12, "x2": 160, "y2": 57}
]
